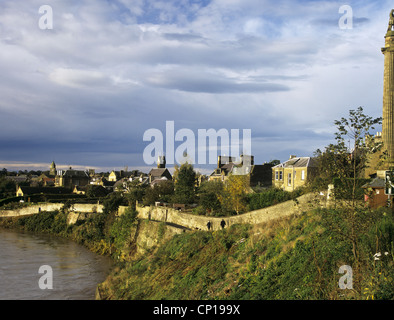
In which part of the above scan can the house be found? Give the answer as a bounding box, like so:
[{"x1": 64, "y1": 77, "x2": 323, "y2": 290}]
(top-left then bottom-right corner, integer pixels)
[
  {"x1": 272, "y1": 155, "x2": 318, "y2": 192},
  {"x1": 38, "y1": 173, "x2": 55, "y2": 186},
  {"x1": 73, "y1": 185, "x2": 87, "y2": 195},
  {"x1": 148, "y1": 168, "x2": 172, "y2": 184},
  {"x1": 148, "y1": 156, "x2": 172, "y2": 185},
  {"x1": 55, "y1": 168, "x2": 90, "y2": 188},
  {"x1": 363, "y1": 176, "x2": 387, "y2": 209},
  {"x1": 231, "y1": 155, "x2": 273, "y2": 188},
  {"x1": 208, "y1": 156, "x2": 236, "y2": 182},
  {"x1": 108, "y1": 169, "x2": 142, "y2": 182},
  {"x1": 209, "y1": 155, "x2": 272, "y2": 187},
  {"x1": 16, "y1": 186, "x2": 72, "y2": 197}
]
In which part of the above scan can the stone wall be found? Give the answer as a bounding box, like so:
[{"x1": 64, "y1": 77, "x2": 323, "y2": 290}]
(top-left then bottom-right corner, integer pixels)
[
  {"x1": 0, "y1": 203, "x2": 104, "y2": 218},
  {"x1": 0, "y1": 203, "x2": 64, "y2": 218},
  {"x1": 137, "y1": 193, "x2": 323, "y2": 231},
  {"x1": 132, "y1": 219, "x2": 187, "y2": 258}
]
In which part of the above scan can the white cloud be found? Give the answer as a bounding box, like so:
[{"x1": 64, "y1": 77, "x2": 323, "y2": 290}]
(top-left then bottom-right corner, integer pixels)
[{"x1": 49, "y1": 68, "x2": 112, "y2": 88}]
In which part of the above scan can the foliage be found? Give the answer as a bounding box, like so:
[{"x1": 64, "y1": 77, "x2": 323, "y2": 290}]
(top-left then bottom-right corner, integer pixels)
[
  {"x1": 0, "y1": 176, "x2": 16, "y2": 199},
  {"x1": 96, "y1": 208, "x2": 393, "y2": 300},
  {"x1": 197, "y1": 180, "x2": 224, "y2": 215},
  {"x1": 142, "y1": 180, "x2": 174, "y2": 206},
  {"x1": 109, "y1": 207, "x2": 138, "y2": 261},
  {"x1": 102, "y1": 192, "x2": 127, "y2": 216},
  {"x1": 125, "y1": 180, "x2": 148, "y2": 208},
  {"x1": 219, "y1": 174, "x2": 249, "y2": 214},
  {"x1": 86, "y1": 185, "x2": 108, "y2": 198},
  {"x1": 247, "y1": 188, "x2": 301, "y2": 211},
  {"x1": 172, "y1": 162, "x2": 196, "y2": 204},
  {"x1": 312, "y1": 107, "x2": 382, "y2": 198}
]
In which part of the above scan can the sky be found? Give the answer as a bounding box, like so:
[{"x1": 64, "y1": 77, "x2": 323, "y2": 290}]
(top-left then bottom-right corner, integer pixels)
[{"x1": 0, "y1": 0, "x2": 392, "y2": 174}]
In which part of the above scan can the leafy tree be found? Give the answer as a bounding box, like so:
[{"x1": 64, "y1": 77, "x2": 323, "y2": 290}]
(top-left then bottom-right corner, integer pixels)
[
  {"x1": 86, "y1": 185, "x2": 108, "y2": 198},
  {"x1": 143, "y1": 180, "x2": 174, "y2": 206},
  {"x1": 0, "y1": 176, "x2": 16, "y2": 199},
  {"x1": 172, "y1": 162, "x2": 196, "y2": 204},
  {"x1": 198, "y1": 180, "x2": 224, "y2": 214},
  {"x1": 315, "y1": 107, "x2": 383, "y2": 293},
  {"x1": 125, "y1": 180, "x2": 148, "y2": 208},
  {"x1": 333, "y1": 107, "x2": 382, "y2": 203},
  {"x1": 102, "y1": 192, "x2": 126, "y2": 216},
  {"x1": 219, "y1": 174, "x2": 249, "y2": 214}
]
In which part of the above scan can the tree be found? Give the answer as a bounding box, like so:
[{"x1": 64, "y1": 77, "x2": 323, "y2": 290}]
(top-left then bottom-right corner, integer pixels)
[
  {"x1": 125, "y1": 180, "x2": 148, "y2": 208},
  {"x1": 142, "y1": 180, "x2": 174, "y2": 206},
  {"x1": 219, "y1": 174, "x2": 249, "y2": 214},
  {"x1": 198, "y1": 180, "x2": 224, "y2": 214},
  {"x1": 172, "y1": 162, "x2": 196, "y2": 204},
  {"x1": 333, "y1": 106, "x2": 382, "y2": 205},
  {"x1": 0, "y1": 176, "x2": 16, "y2": 199},
  {"x1": 86, "y1": 185, "x2": 108, "y2": 198},
  {"x1": 316, "y1": 107, "x2": 383, "y2": 293}
]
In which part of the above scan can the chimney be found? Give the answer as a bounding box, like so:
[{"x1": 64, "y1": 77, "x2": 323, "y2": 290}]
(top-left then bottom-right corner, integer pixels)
[
  {"x1": 157, "y1": 156, "x2": 166, "y2": 168},
  {"x1": 289, "y1": 155, "x2": 297, "y2": 159}
]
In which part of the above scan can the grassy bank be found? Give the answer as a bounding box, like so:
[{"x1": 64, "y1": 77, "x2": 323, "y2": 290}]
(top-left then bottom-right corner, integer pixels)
[
  {"x1": 98, "y1": 208, "x2": 394, "y2": 300},
  {"x1": 1, "y1": 205, "x2": 393, "y2": 300}
]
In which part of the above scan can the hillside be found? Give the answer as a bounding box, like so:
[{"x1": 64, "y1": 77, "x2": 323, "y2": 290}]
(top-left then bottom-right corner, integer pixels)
[
  {"x1": 98, "y1": 208, "x2": 394, "y2": 300},
  {"x1": 1, "y1": 199, "x2": 393, "y2": 300}
]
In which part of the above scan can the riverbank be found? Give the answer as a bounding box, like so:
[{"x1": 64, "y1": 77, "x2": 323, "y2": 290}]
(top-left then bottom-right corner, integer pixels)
[{"x1": 2, "y1": 202, "x2": 393, "y2": 300}]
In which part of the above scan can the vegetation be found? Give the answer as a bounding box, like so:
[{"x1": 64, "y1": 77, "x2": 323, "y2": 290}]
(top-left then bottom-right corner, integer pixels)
[
  {"x1": 172, "y1": 162, "x2": 197, "y2": 204},
  {"x1": 97, "y1": 208, "x2": 393, "y2": 300}
]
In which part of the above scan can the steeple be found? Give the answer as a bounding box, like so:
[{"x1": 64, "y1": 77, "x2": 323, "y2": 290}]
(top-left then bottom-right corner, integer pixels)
[
  {"x1": 49, "y1": 161, "x2": 56, "y2": 176},
  {"x1": 381, "y1": 9, "x2": 394, "y2": 167}
]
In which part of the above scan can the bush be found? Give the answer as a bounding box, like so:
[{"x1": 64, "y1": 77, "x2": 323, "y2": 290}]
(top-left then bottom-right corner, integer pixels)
[
  {"x1": 247, "y1": 188, "x2": 293, "y2": 211},
  {"x1": 109, "y1": 207, "x2": 138, "y2": 256}
]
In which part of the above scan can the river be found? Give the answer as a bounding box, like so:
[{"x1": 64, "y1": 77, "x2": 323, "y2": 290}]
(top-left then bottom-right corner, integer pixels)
[{"x1": 0, "y1": 228, "x2": 112, "y2": 300}]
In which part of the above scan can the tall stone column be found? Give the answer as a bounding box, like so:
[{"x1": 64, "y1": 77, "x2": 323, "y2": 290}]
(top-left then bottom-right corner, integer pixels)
[{"x1": 382, "y1": 9, "x2": 394, "y2": 167}]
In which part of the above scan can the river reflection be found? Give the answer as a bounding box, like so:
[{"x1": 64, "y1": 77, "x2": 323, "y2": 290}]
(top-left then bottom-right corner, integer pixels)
[{"x1": 0, "y1": 228, "x2": 112, "y2": 300}]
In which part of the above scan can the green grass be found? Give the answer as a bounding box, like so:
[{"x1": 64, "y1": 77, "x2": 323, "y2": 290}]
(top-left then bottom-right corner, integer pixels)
[{"x1": 98, "y1": 208, "x2": 394, "y2": 300}]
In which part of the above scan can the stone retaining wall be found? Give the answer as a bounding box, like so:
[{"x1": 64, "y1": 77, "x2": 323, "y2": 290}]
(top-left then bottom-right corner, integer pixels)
[
  {"x1": 136, "y1": 193, "x2": 323, "y2": 231},
  {"x1": 0, "y1": 203, "x2": 104, "y2": 218}
]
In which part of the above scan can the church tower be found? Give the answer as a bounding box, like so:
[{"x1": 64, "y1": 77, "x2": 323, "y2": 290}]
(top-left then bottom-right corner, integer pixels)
[
  {"x1": 49, "y1": 161, "x2": 56, "y2": 176},
  {"x1": 382, "y1": 9, "x2": 394, "y2": 167}
]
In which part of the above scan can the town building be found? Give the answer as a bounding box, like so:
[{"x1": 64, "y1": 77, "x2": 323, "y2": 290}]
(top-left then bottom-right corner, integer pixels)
[
  {"x1": 55, "y1": 168, "x2": 90, "y2": 188},
  {"x1": 272, "y1": 156, "x2": 318, "y2": 192},
  {"x1": 209, "y1": 155, "x2": 273, "y2": 187},
  {"x1": 148, "y1": 156, "x2": 172, "y2": 185}
]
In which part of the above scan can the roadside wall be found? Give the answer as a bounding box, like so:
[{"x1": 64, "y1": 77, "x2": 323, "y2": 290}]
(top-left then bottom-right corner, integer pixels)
[{"x1": 137, "y1": 193, "x2": 323, "y2": 231}]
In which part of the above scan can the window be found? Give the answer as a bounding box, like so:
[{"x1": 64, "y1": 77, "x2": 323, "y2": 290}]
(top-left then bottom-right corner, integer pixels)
[
  {"x1": 288, "y1": 173, "x2": 292, "y2": 186},
  {"x1": 275, "y1": 171, "x2": 279, "y2": 180},
  {"x1": 301, "y1": 170, "x2": 305, "y2": 180},
  {"x1": 279, "y1": 171, "x2": 283, "y2": 181}
]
